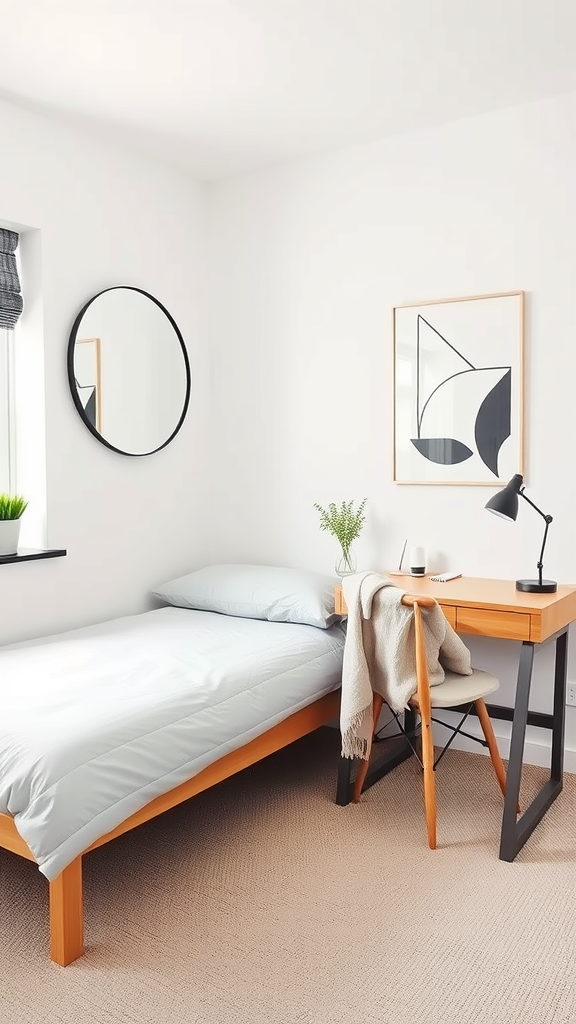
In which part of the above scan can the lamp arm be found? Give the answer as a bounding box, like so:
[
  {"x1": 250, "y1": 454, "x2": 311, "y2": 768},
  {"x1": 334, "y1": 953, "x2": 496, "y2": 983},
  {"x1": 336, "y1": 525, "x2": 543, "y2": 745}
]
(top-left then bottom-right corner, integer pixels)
[
  {"x1": 536, "y1": 520, "x2": 551, "y2": 587},
  {"x1": 519, "y1": 489, "x2": 553, "y2": 587},
  {"x1": 519, "y1": 488, "x2": 553, "y2": 524}
]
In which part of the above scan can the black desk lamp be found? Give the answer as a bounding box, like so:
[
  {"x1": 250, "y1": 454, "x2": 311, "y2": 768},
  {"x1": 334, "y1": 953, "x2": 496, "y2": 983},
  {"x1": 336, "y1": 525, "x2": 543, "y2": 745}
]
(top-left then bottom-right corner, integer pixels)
[{"x1": 485, "y1": 473, "x2": 557, "y2": 594}]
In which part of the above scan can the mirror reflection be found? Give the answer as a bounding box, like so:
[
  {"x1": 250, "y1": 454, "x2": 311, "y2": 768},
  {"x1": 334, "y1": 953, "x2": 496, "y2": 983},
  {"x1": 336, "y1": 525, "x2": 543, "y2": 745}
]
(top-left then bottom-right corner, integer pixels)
[{"x1": 68, "y1": 287, "x2": 190, "y2": 456}]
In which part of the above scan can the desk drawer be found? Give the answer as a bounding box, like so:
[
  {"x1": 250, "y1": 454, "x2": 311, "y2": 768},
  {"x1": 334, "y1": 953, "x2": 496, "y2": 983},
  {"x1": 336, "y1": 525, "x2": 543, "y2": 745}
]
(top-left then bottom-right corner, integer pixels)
[
  {"x1": 456, "y1": 606, "x2": 531, "y2": 640},
  {"x1": 440, "y1": 604, "x2": 457, "y2": 630}
]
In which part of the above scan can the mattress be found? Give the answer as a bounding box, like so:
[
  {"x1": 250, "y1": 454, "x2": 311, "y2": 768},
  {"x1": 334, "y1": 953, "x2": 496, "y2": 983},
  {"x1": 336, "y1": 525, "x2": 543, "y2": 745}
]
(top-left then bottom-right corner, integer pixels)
[{"x1": 0, "y1": 607, "x2": 345, "y2": 880}]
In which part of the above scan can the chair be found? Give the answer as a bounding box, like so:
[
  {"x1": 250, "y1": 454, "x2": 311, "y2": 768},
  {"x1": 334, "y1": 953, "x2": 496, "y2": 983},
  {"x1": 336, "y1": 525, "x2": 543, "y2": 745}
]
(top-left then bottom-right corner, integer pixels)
[{"x1": 353, "y1": 593, "x2": 511, "y2": 849}]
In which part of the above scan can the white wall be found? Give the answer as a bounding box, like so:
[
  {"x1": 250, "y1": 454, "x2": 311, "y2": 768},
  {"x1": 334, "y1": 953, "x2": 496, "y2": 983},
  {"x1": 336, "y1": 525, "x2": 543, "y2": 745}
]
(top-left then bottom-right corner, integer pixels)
[
  {"x1": 0, "y1": 96, "x2": 209, "y2": 644},
  {"x1": 206, "y1": 91, "x2": 576, "y2": 769}
]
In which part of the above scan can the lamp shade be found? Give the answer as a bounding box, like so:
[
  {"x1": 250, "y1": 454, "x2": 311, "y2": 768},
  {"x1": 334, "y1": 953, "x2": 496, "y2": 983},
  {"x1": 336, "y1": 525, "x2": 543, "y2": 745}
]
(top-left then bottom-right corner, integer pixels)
[{"x1": 484, "y1": 473, "x2": 524, "y2": 521}]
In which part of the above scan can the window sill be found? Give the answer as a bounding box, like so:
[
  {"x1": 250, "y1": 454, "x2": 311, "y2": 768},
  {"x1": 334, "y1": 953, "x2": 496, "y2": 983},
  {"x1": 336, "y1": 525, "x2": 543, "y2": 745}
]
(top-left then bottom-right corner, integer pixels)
[{"x1": 0, "y1": 547, "x2": 67, "y2": 565}]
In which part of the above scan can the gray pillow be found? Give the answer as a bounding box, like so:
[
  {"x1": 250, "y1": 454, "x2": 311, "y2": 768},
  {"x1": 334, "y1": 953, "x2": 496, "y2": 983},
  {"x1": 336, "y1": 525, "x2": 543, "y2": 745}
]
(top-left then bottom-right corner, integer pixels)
[{"x1": 151, "y1": 564, "x2": 342, "y2": 629}]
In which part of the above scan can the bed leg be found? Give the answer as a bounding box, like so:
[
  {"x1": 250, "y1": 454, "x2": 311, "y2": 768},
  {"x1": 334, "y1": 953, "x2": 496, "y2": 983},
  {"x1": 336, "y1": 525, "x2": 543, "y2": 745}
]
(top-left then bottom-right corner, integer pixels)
[{"x1": 49, "y1": 856, "x2": 84, "y2": 966}]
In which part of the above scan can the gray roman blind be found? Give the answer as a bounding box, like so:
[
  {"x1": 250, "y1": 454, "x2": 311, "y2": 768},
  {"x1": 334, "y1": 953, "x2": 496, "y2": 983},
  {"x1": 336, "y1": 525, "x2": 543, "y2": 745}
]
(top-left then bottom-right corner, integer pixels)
[{"x1": 0, "y1": 228, "x2": 23, "y2": 330}]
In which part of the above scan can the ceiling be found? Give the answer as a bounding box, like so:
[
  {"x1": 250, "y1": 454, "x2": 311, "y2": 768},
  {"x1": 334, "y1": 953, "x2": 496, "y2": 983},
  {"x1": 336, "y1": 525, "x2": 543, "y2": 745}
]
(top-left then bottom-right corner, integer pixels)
[{"x1": 1, "y1": 0, "x2": 576, "y2": 181}]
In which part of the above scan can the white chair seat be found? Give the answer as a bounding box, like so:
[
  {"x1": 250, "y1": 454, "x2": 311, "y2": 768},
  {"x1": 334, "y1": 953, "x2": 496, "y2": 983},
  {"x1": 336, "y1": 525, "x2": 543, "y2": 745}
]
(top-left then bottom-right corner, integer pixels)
[{"x1": 409, "y1": 668, "x2": 499, "y2": 709}]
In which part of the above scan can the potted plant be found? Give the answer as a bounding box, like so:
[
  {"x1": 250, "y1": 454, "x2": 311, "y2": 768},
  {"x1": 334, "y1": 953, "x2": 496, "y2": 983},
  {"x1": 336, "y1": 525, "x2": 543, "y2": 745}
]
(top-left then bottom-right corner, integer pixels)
[
  {"x1": 313, "y1": 498, "x2": 367, "y2": 576},
  {"x1": 0, "y1": 493, "x2": 28, "y2": 556}
]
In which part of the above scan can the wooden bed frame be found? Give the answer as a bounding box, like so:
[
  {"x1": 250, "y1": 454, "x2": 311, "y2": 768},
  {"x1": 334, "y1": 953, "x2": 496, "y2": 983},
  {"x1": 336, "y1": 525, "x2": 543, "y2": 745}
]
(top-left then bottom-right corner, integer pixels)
[{"x1": 0, "y1": 688, "x2": 340, "y2": 967}]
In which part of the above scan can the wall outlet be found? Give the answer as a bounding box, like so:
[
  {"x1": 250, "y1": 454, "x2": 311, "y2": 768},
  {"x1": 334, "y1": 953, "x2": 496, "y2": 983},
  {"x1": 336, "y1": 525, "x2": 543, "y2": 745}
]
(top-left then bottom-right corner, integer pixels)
[{"x1": 567, "y1": 684, "x2": 576, "y2": 706}]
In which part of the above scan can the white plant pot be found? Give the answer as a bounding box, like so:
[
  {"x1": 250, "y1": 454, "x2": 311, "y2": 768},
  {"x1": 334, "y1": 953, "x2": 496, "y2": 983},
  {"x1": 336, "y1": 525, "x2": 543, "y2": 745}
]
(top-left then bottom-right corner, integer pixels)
[{"x1": 0, "y1": 518, "x2": 21, "y2": 556}]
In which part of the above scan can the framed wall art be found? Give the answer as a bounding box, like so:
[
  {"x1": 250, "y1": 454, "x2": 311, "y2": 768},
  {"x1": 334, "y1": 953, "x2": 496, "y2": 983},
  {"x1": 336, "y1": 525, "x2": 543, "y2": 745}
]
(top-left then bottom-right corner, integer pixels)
[{"x1": 393, "y1": 290, "x2": 524, "y2": 485}]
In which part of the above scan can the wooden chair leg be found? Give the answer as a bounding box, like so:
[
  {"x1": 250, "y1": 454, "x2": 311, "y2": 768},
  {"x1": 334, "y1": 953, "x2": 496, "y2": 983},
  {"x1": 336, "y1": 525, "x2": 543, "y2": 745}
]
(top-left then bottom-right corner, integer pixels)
[
  {"x1": 409, "y1": 600, "x2": 437, "y2": 848},
  {"x1": 49, "y1": 856, "x2": 84, "y2": 966},
  {"x1": 475, "y1": 698, "x2": 520, "y2": 814},
  {"x1": 420, "y1": 710, "x2": 437, "y2": 850},
  {"x1": 353, "y1": 693, "x2": 384, "y2": 803}
]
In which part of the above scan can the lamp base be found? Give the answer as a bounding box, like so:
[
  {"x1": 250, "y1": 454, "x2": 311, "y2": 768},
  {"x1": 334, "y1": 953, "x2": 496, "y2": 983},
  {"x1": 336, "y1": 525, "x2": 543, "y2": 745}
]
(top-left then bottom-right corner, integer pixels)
[{"x1": 516, "y1": 578, "x2": 557, "y2": 594}]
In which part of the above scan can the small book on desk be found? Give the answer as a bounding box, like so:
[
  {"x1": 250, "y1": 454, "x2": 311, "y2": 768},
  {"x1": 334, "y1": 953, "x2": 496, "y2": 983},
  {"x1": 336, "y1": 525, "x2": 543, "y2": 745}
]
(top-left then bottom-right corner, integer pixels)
[{"x1": 429, "y1": 572, "x2": 462, "y2": 582}]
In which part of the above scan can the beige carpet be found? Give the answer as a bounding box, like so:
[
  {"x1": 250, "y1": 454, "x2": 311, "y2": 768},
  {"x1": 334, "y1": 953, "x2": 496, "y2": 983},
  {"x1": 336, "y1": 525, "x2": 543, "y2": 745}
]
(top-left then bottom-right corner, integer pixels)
[{"x1": 0, "y1": 729, "x2": 574, "y2": 1024}]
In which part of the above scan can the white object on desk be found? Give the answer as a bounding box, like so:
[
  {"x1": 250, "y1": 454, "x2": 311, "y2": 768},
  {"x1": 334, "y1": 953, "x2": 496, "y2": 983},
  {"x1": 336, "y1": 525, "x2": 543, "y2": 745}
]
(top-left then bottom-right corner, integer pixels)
[
  {"x1": 409, "y1": 545, "x2": 426, "y2": 576},
  {"x1": 429, "y1": 572, "x2": 462, "y2": 582}
]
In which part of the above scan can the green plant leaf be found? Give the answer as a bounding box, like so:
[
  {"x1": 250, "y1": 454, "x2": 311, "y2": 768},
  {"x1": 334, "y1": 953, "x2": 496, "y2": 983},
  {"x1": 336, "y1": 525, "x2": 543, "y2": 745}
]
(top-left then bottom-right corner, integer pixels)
[
  {"x1": 0, "y1": 493, "x2": 28, "y2": 520},
  {"x1": 313, "y1": 498, "x2": 367, "y2": 550}
]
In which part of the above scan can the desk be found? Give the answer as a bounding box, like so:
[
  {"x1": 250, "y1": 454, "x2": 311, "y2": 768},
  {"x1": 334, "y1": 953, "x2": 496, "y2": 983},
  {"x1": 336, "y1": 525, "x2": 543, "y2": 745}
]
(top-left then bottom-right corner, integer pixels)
[{"x1": 334, "y1": 574, "x2": 576, "y2": 861}]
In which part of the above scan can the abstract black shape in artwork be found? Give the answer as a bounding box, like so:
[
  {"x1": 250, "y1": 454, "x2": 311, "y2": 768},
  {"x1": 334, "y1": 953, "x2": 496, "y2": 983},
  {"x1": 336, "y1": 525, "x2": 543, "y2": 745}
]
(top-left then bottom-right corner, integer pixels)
[
  {"x1": 474, "y1": 369, "x2": 511, "y2": 477},
  {"x1": 75, "y1": 373, "x2": 98, "y2": 430},
  {"x1": 410, "y1": 314, "x2": 512, "y2": 478},
  {"x1": 410, "y1": 437, "x2": 474, "y2": 465},
  {"x1": 84, "y1": 388, "x2": 97, "y2": 428}
]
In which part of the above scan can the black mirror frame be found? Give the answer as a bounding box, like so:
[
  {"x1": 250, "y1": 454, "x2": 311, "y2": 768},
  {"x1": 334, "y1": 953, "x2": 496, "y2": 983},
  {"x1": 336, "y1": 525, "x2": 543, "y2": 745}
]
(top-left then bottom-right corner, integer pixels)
[{"x1": 67, "y1": 285, "x2": 191, "y2": 457}]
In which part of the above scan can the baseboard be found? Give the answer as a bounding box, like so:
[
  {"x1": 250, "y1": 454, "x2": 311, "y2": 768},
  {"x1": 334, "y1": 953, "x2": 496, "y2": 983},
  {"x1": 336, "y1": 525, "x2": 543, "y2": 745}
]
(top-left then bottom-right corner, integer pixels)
[{"x1": 432, "y1": 714, "x2": 576, "y2": 775}]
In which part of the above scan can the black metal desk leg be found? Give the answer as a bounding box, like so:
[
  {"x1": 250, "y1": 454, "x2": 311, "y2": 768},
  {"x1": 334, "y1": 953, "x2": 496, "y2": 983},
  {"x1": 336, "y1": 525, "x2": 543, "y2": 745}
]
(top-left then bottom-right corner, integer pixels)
[
  {"x1": 499, "y1": 630, "x2": 568, "y2": 862},
  {"x1": 499, "y1": 641, "x2": 534, "y2": 860},
  {"x1": 335, "y1": 707, "x2": 418, "y2": 806},
  {"x1": 551, "y1": 630, "x2": 568, "y2": 783},
  {"x1": 336, "y1": 755, "x2": 352, "y2": 806}
]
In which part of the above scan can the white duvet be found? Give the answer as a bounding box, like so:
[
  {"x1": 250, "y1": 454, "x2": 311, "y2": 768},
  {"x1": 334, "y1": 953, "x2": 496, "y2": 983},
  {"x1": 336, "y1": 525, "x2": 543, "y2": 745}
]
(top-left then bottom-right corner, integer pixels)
[{"x1": 0, "y1": 607, "x2": 345, "y2": 880}]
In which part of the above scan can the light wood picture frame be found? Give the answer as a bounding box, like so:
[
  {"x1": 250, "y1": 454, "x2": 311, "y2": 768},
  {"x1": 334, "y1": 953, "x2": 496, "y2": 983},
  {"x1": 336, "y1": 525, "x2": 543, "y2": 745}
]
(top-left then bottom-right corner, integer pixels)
[{"x1": 392, "y1": 291, "x2": 524, "y2": 486}]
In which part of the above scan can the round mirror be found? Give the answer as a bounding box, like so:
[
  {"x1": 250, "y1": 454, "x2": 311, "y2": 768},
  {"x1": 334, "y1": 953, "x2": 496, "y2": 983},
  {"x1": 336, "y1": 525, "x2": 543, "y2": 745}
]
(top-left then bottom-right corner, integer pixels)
[{"x1": 67, "y1": 286, "x2": 191, "y2": 456}]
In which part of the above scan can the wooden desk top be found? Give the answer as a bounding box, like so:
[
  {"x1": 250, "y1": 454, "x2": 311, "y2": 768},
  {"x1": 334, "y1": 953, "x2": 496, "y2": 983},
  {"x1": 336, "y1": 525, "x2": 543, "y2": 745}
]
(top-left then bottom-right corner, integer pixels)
[{"x1": 334, "y1": 574, "x2": 576, "y2": 644}]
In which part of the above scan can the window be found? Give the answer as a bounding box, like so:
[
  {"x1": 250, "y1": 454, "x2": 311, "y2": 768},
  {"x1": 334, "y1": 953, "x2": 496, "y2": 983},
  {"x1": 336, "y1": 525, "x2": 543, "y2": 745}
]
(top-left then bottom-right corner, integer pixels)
[
  {"x1": 0, "y1": 226, "x2": 22, "y2": 497},
  {"x1": 0, "y1": 327, "x2": 15, "y2": 493},
  {"x1": 0, "y1": 225, "x2": 52, "y2": 554}
]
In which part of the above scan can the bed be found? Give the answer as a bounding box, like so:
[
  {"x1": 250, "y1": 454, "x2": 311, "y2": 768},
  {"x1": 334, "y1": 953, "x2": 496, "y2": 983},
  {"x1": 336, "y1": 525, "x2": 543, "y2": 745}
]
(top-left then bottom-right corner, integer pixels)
[{"x1": 0, "y1": 565, "x2": 345, "y2": 965}]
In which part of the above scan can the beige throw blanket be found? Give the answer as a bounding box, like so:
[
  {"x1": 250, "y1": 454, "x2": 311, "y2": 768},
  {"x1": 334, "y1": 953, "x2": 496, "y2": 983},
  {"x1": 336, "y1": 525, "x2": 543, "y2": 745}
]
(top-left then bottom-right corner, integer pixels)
[{"x1": 340, "y1": 572, "x2": 472, "y2": 759}]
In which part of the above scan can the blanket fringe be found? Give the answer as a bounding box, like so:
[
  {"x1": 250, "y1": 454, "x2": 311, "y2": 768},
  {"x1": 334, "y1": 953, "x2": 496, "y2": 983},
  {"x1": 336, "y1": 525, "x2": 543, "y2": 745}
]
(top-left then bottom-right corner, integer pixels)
[{"x1": 340, "y1": 706, "x2": 372, "y2": 760}]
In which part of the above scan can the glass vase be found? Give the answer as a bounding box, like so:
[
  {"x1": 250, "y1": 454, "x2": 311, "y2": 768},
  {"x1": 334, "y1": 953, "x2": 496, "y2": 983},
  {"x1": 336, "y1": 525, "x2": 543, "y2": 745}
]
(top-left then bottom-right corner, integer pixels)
[{"x1": 335, "y1": 546, "x2": 357, "y2": 577}]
